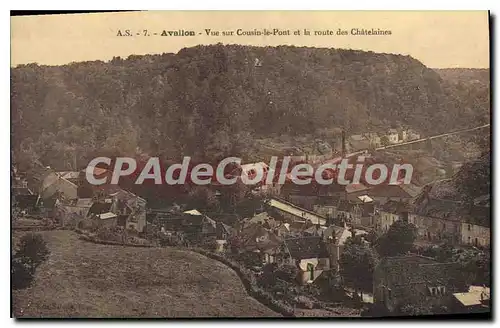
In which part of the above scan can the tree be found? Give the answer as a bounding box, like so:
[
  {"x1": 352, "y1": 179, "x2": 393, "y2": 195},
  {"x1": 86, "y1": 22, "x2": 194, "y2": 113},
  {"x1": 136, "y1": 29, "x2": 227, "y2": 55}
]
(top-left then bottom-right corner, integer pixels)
[
  {"x1": 12, "y1": 233, "x2": 50, "y2": 290},
  {"x1": 452, "y1": 248, "x2": 490, "y2": 287},
  {"x1": 187, "y1": 186, "x2": 219, "y2": 212},
  {"x1": 339, "y1": 237, "x2": 379, "y2": 296},
  {"x1": 275, "y1": 264, "x2": 299, "y2": 283},
  {"x1": 14, "y1": 233, "x2": 50, "y2": 274},
  {"x1": 377, "y1": 220, "x2": 417, "y2": 257}
]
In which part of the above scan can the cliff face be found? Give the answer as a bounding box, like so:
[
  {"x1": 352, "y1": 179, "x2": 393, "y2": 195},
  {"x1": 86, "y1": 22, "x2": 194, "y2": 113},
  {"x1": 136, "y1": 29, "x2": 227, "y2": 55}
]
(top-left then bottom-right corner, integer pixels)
[{"x1": 11, "y1": 44, "x2": 490, "y2": 169}]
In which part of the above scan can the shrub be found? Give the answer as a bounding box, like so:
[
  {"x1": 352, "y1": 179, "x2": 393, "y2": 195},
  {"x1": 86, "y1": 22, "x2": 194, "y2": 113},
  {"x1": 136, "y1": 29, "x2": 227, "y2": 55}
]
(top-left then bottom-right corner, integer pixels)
[
  {"x1": 12, "y1": 256, "x2": 34, "y2": 290},
  {"x1": 12, "y1": 233, "x2": 50, "y2": 290},
  {"x1": 275, "y1": 264, "x2": 299, "y2": 283},
  {"x1": 15, "y1": 233, "x2": 50, "y2": 273}
]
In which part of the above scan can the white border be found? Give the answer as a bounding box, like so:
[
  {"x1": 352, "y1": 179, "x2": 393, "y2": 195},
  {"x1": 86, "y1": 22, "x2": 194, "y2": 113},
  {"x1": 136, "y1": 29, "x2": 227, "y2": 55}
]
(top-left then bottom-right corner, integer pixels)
[{"x1": 3, "y1": 2, "x2": 498, "y2": 327}]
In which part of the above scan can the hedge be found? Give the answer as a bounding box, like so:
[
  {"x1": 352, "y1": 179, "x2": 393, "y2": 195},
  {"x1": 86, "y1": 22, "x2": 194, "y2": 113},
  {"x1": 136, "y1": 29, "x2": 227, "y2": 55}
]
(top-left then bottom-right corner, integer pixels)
[{"x1": 191, "y1": 247, "x2": 295, "y2": 317}]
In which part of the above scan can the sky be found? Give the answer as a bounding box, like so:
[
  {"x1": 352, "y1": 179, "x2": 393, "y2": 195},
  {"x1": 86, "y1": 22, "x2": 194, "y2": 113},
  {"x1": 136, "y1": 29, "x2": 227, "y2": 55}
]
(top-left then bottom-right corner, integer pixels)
[{"x1": 11, "y1": 11, "x2": 490, "y2": 68}]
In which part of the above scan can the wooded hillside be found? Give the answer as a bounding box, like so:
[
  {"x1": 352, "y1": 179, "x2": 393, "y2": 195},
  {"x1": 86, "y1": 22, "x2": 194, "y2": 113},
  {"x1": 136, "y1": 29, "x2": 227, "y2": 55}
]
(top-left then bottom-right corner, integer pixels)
[{"x1": 11, "y1": 44, "x2": 490, "y2": 171}]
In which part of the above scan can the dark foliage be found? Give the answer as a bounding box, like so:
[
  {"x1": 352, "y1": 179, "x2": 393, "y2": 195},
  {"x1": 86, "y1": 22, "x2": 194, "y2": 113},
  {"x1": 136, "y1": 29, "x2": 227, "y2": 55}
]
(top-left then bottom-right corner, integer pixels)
[
  {"x1": 12, "y1": 45, "x2": 489, "y2": 175},
  {"x1": 377, "y1": 220, "x2": 418, "y2": 257},
  {"x1": 12, "y1": 257, "x2": 34, "y2": 290},
  {"x1": 12, "y1": 233, "x2": 50, "y2": 290},
  {"x1": 339, "y1": 237, "x2": 379, "y2": 292}
]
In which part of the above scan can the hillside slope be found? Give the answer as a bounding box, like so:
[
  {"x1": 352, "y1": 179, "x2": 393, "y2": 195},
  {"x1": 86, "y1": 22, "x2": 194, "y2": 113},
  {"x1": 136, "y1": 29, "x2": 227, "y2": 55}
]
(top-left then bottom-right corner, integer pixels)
[
  {"x1": 12, "y1": 231, "x2": 279, "y2": 318},
  {"x1": 11, "y1": 44, "x2": 490, "y2": 169}
]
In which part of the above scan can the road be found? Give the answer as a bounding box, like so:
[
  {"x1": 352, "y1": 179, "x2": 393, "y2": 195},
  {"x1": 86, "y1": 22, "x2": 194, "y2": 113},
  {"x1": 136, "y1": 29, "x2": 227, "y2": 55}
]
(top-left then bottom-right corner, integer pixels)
[{"x1": 375, "y1": 124, "x2": 490, "y2": 151}]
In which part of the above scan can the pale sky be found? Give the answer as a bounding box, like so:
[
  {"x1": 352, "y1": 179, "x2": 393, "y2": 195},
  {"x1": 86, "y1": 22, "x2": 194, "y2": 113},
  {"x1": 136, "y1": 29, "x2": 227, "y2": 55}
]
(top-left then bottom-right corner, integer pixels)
[{"x1": 11, "y1": 11, "x2": 490, "y2": 68}]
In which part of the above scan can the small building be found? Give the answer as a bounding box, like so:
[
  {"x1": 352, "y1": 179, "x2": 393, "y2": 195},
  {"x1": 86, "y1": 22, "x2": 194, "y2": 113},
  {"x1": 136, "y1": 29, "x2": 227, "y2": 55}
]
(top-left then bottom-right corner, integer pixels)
[
  {"x1": 452, "y1": 286, "x2": 490, "y2": 313},
  {"x1": 386, "y1": 129, "x2": 400, "y2": 144},
  {"x1": 236, "y1": 222, "x2": 283, "y2": 264},
  {"x1": 266, "y1": 198, "x2": 327, "y2": 226},
  {"x1": 461, "y1": 222, "x2": 490, "y2": 247},
  {"x1": 56, "y1": 171, "x2": 81, "y2": 185},
  {"x1": 365, "y1": 184, "x2": 412, "y2": 205},
  {"x1": 215, "y1": 222, "x2": 235, "y2": 252},
  {"x1": 313, "y1": 196, "x2": 341, "y2": 220},
  {"x1": 375, "y1": 200, "x2": 411, "y2": 233},
  {"x1": 373, "y1": 255, "x2": 461, "y2": 315},
  {"x1": 40, "y1": 172, "x2": 78, "y2": 201},
  {"x1": 283, "y1": 236, "x2": 331, "y2": 284},
  {"x1": 351, "y1": 202, "x2": 376, "y2": 227}
]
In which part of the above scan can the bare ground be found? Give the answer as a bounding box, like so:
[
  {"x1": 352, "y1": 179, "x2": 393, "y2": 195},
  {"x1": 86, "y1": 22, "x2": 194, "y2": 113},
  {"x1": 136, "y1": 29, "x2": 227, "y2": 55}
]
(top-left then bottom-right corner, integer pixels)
[{"x1": 12, "y1": 230, "x2": 280, "y2": 318}]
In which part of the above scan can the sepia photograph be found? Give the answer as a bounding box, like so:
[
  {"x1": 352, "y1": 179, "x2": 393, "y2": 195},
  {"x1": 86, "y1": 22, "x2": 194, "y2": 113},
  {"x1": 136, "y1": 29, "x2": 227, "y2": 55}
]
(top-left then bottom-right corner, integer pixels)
[{"x1": 10, "y1": 10, "x2": 491, "y2": 319}]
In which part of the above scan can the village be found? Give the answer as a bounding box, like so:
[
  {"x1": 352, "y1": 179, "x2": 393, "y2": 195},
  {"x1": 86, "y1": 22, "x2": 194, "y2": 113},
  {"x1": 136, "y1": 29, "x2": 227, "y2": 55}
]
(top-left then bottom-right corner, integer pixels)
[{"x1": 11, "y1": 126, "x2": 491, "y2": 317}]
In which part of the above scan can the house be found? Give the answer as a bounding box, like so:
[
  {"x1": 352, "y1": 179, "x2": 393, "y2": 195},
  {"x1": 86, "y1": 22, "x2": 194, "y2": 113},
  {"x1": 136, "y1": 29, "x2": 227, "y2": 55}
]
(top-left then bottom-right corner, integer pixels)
[
  {"x1": 461, "y1": 222, "x2": 490, "y2": 247},
  {"x1": 351, "y1": 202, "x2": 376, "y2": 227},
  {"x1": 238, "y1": 212, "x2": 279, "y2": 230},
  {"x1": 282, "y1": 236, "x2": 331, "y2": 284},
  {"x1": 280, "y1": 182, "x2": 318, "y2": 210},
  {"x1": 62, "y1": 198, "x2": 93, "y2": 217},
  {"x1": 56, "y1": 171, "x2": 81, "y2": 185},
  {"x1": 159, "y1": 209, "x2": 217, "y2": 239},
  {"x1": 365, "y1": 184, "x2": 412, "y2": 205},
  {"x1": 110, "y1": 189, "x2": 147, "y2": 233},
  {"x1": 345, "y1": 183, "x2": 372, "y2": 202},
  {"x1": 85, "y1": 188, "x2": 148, "y2": 233},
  {"x1": 317, "y1": 183, "x2": 346, "y2": 199},
  {"x1": 215, "y1": 222, "x2": 235, "y2": 252},
  {"x1": 40, "y1": 172, "x2": 78, "y2": 201},
  {"x1": 386, "y1": 129, "x2": 399, "y2": 144},
  {"x1": 322, "y1": 224, "x2": 368, "y2": 272},
  {"x1": 410, "y1": 194, "x2": 490, "y2": 246},
  {"x1": 313, "y1": 196, "x2": 341, "y2": 220},
  {"x1": 373, "y1": 255, "x2": 462, "y2": 314},
  {"x1": 236, "y1": 223, "x2": 283, "y2": 264},
  {"x1": 452, "y1": 286, "x2": 490, "y2": 313},
  {"x1": 59, "y1": 198, "x2": 93, "y2": 226},
  {"x1": 266, "y1": 198, "x2": 327, "y2": 226},
  {"x1": 375, "y1": 201, "x2": 411, "y2": 234},
  {"x1": 408, "y1": 198, "x2": 462, "y2": 244}
]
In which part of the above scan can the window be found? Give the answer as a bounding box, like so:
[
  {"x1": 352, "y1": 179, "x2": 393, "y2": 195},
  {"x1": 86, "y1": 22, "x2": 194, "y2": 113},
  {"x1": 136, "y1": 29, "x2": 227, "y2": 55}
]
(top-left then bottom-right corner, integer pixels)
[
  {"x1": 468, "y1": 224, "x2": 471, "y2": 231},
  {"x1": 438, "y1": 286, "x2": 446, "y2": 295}
]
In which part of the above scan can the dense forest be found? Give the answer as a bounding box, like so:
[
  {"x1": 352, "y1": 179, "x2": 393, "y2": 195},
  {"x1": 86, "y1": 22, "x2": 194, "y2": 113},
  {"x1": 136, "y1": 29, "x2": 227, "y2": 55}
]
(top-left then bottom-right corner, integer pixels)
[{"x1": 11, "y1": 44, "x2": 490, "y2": 171}]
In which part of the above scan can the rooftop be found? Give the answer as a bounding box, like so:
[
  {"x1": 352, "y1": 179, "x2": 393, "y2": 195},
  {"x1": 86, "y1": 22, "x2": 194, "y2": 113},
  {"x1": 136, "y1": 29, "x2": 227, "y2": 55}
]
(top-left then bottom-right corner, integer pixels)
[
  {"x1": 267, "y1": 198, "x2": 327, "y2": 226},
  {"x1": 284, "y1": 236, "x2": 329, "y2": 259}
]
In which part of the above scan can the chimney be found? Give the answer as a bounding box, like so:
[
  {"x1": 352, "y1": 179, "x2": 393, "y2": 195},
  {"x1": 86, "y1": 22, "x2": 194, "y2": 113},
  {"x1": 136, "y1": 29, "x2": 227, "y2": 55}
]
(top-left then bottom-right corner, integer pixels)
[{"x1": 341, "y1": 129, "x2": 346, "y2": 157}]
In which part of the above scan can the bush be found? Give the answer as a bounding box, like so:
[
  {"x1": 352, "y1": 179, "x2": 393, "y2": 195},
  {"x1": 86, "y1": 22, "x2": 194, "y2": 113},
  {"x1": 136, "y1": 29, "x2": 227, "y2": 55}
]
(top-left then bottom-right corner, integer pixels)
[
  {"x1": 15, "y1": 233, "x2": 50, "y2": 272},
  {"x1": 12, "y1": 256, "x2": 34, "y2": 290},
  {"x1": 275, "y1": 264, "x2": 299, "y2": 283},
  {"x1": 96, "y1": 226, "x2": 124, "y2": 243},
  {"x1": 12, "y1": 233, "x2": 50, "y2": 290}
]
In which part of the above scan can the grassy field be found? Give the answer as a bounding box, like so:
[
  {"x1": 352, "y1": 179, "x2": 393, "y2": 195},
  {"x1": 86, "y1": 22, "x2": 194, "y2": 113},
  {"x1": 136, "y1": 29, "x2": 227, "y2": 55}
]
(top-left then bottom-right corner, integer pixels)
[{"x1": 12, "y1": 230, "x2": 280, "y2": 318}]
